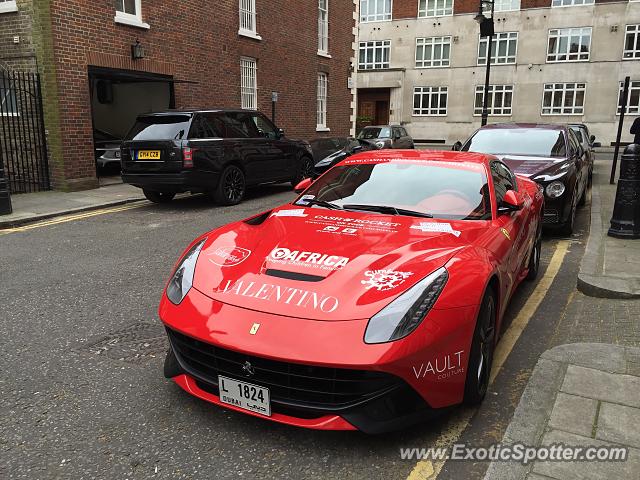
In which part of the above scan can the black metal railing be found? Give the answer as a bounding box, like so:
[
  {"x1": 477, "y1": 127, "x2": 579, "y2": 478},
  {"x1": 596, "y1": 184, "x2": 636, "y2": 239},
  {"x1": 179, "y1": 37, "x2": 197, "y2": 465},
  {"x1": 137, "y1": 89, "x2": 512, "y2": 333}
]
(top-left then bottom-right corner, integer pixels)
[{"x1": 0, "y1": 70, "x2": 50, "y2": 193}]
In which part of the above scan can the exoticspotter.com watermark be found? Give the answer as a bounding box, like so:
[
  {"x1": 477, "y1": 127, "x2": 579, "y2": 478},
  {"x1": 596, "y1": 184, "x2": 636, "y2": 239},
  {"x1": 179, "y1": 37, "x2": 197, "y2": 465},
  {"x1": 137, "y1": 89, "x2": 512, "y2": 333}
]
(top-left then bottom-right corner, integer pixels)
[{"x1": 400, "y1": 443, "x2": 628, "y2": 465}]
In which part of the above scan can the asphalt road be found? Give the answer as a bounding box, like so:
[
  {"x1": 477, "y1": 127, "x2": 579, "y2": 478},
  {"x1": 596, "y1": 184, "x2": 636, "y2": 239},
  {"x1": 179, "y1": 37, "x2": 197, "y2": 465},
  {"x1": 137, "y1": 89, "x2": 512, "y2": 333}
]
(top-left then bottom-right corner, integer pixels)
[{"x1": 0, "y1": 182, "x2": 602, "y2": 480}]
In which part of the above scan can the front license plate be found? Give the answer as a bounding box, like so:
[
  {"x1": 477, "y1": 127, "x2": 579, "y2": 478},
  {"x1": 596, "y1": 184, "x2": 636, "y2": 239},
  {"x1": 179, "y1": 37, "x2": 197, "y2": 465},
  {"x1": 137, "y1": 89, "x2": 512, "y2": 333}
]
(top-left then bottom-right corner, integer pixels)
[
  {"x1": 137, "y1": 150, "x2": 160, "y2": 160},
  {"x1": 218, "y1": 376, "x2": 271, "y2": 417}
]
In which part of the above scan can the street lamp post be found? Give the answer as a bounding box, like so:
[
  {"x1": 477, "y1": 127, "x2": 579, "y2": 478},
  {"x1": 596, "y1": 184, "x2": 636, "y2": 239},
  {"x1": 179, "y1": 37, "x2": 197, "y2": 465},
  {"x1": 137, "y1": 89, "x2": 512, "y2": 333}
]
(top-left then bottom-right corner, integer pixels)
[{"x1": 475, "y1": 0, "x2": 495, "y2": 127}]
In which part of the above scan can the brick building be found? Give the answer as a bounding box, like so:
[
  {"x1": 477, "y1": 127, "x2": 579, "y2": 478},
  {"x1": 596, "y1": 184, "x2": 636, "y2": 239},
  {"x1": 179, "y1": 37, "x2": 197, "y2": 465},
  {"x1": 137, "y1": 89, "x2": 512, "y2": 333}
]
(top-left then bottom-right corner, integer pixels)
[
  {"x1": 356, "y1": 0, "x2": 640, "y2": 145},
  {"x1": 0, "y1": 0, "x2": 357, "y2": 191}
]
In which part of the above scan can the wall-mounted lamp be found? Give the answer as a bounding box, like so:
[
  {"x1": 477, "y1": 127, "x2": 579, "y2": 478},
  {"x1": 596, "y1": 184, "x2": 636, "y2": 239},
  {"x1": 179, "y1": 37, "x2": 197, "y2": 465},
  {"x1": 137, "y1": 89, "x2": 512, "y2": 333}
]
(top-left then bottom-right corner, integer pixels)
[{"x1": 131, "y1": 39, "x2": 145, "y2": 60}]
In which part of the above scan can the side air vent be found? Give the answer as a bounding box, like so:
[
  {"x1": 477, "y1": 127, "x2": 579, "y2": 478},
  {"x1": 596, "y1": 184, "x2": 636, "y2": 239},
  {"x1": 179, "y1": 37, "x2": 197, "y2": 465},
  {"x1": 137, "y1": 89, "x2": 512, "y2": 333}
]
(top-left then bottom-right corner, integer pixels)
[
  {"x1": 244, "y1": 210, "x2": 272, "y2": 225},
  {"x1": 265, "y1": 269, "x2": 325, "y2": 282}
]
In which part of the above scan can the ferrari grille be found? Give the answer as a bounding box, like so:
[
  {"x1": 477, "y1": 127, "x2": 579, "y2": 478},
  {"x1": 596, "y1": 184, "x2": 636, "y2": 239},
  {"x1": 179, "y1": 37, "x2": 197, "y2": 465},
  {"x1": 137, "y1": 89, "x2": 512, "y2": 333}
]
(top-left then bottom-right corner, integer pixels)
[{"x1": 166, "y1": 328, "x2": 403, "y2": 411}]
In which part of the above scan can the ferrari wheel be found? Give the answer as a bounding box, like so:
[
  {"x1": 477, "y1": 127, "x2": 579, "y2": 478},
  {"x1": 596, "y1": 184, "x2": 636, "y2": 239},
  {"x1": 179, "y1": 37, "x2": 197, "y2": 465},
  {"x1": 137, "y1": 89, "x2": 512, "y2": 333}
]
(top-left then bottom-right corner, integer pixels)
[
  {"x1": 214, "y1": 165, "x2": 245, "y2": 206},
  {"x1": 526, "y1": 225, "x2": 542, "y2": 281},
  {"x1": 291, "y1": 156, "x2": 314, "y2": 187},
  {"x1": 464, "y1": 289, "x2": 496, "y2": 405},
  {"x1": 143, "y1": 189, "x2": 175, "y2": 204}
]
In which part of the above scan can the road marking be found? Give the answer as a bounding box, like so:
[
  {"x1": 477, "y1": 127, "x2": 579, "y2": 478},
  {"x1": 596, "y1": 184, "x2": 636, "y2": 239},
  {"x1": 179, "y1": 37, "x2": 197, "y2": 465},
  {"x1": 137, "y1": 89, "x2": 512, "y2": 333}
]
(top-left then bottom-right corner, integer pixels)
[
  {"x1": 407, "y1": 240, "x2": 571, "y2": 480},
  {"x1": 0, "y1": 202, "x2": 148, "y2": 235}
]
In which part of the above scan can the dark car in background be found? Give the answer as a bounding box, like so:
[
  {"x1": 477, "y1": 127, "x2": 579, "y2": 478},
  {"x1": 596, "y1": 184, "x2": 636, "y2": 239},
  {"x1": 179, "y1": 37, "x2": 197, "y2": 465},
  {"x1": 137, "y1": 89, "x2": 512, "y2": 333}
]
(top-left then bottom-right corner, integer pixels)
[
  {"x1": 94, "y1": 129, "x2": 122, "y2": 172},
  {"x1": 357, "y1": 125, "x2": 414, "y2": 149},
  {"x1": 569, "y1": 123, "x2": 600, "y2": 184},
  {"x1": 120, "y1": 110, "x2": 314, "y2": 205},
  {"x1": 310, "y1": 136, "x2": 380, "y2": 176},
  {"x1": 460, "y1": 123, "x2": 590, "y2": 234}
]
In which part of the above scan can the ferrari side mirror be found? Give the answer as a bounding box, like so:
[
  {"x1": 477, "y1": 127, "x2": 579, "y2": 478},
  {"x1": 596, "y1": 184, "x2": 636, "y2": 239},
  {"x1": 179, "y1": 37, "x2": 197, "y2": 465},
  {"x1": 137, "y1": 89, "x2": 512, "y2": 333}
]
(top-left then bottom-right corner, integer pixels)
[
  {"x1": 499, "y1": 190, "x2": 524, "y2": 213},
  {"x1": 294, "y1": 177, "x2": 313, "y2": 193}
]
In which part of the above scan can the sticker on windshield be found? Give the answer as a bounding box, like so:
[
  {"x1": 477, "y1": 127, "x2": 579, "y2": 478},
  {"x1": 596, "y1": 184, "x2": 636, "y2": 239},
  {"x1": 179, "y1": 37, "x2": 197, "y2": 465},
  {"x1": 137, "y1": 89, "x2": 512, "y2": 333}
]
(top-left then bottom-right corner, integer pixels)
[
  {"x1": 271, "y1": 209, "x2": 308, "y2": 218},
  {"x1": 298, "y1": 195, "x2": 316, "y2": 205},
  {"x1": 410, "y1": 222, "x2": 461, "y2": 237}
]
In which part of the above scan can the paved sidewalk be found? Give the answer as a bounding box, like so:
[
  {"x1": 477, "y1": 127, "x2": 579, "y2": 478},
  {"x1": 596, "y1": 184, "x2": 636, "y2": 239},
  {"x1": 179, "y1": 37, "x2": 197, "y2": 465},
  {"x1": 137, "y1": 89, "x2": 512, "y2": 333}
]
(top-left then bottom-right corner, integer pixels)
[
  {"x1": 0, "y1": 183, "x2": 145, "y2": 228},
  {"x1": 484, "y1": 343, "x2": 640, "y2": 480},
  {"x1": 578, "y1": 158, "x2": 640, "y2": 298}
]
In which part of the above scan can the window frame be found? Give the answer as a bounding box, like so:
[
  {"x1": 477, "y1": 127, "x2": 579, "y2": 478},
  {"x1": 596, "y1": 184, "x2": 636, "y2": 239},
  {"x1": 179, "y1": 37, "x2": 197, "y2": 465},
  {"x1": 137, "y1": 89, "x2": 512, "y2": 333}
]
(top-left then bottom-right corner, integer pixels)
[
  {"x1": 0, "y1": 0, "x2": 18, "y2": 14},
  {"x1": 418, "y1": 0, "x2": 454, "y2": 18},
  {"x1": 617, "y1": 80, "x2": 640, "y2": 115},
  {"x1": 114, "y1": 0, "x2": 149, "y2": 29},
  {"x1": 317, "y1": 72, "x2": 329, "y2": 131},
  {"x1": 318, "y1": 0, "x2": 329, "y2": 56},
  {"x1": 415, "y1": 36, "x2": 452, "y2": 68},
  {"x1": 624, "y1": 24, "x2": 640, "y2": 60},
  {"x1": 474, "y1": 85, "x2": 514, "y2": 116},
  {"x1": 360, "y1": 0, "x2": 392, "y2": 23},
  {"x1": 551, "y1": 0, "x2": 594, "y2": 7},
  {"x1": 239, "y1": 0, "x2": 261, "y2": 40},
  {"x1": 483, "y1": 0, "x2": 520, "y2": 13},
  {"x1": 541, "y1": 82, "x2": 586, "y2": 116},
  {"x1": 358, "y1": 40, "x2": 391, "y2": 70},
  {"x1": 546, "y1": 27, "x2": 592, "y2": 63},
  {"x1": 478, "y1": 32, "x2": 518, "y2": 66},
  {"x1": 413, "y1": 86, "x2": 448, "y2": 117},
  {"x1": 240, "y1": 57, "x2": 258, "y2": 111},
  {"x1": 0, "y1": 77, "x2": 18, "y2": 117}
]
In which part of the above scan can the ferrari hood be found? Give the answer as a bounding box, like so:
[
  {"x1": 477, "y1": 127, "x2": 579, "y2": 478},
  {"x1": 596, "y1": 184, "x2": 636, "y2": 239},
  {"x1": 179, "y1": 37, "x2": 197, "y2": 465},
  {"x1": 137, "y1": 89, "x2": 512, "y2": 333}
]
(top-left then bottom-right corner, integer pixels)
[
  {"x1": 192, "y1": 206, "x2": 488, "y2": 321},
  {"x1": 497, "y1": 155, "x2": 568, "y2": 178}
]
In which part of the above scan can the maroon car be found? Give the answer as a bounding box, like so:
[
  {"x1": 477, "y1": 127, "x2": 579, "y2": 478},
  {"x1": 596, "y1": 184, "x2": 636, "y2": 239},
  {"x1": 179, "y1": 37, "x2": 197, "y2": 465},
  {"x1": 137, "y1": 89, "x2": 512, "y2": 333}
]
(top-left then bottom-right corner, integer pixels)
[{"x1": 459, "y1": 123, "x2": 589, "y2": 235}]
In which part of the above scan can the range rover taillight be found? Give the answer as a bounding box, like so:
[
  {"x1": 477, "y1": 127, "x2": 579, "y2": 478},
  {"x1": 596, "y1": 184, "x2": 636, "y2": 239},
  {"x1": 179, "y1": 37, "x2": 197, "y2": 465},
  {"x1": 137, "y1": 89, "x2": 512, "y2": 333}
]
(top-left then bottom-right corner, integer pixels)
[{"x1": 183, "y1": 147, "x2": 194, "y2": 168}]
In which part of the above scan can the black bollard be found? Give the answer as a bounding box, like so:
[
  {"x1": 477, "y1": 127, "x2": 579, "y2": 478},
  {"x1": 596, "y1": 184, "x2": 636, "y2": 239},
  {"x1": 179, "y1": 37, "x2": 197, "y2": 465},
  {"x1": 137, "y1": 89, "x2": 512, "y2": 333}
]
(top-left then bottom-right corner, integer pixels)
[
  {"x1": 608, "y1": 144, "x2": 640, "y2": 238},
  {"x1": 0, "y1": 161, "x2": 12, "y2": 216}
]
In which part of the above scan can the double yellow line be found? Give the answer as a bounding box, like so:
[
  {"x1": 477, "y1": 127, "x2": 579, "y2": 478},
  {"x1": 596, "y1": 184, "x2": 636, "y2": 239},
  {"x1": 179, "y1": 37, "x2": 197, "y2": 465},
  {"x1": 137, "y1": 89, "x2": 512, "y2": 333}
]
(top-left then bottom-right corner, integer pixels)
[
  {"x1": 0, "y1": 202, "x2": 147, "y2": 236},
  {"x1": 407, "y1": 240, "x2": 570, "y2": 480}
]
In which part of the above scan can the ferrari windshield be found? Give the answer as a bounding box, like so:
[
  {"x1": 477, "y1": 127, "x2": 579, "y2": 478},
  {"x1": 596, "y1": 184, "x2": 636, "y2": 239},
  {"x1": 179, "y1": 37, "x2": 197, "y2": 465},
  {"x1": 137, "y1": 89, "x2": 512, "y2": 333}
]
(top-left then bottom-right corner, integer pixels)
[
  {"x1": 296, "y1": 161, "x2": 491, "y2": 220},
  {"x1": 463, "y1": 128, "x2": 567, "y2": 158}
]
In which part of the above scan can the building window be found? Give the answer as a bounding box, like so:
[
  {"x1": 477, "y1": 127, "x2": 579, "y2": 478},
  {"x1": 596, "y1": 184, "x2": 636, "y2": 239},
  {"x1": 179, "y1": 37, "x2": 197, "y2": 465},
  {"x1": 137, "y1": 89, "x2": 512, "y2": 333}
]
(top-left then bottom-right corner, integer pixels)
[
  {"x1": 239, "y1": 0, "x2": 260, "y2": 38},
  {"x1": 624, "y1": 25, "x2": 640, "y2": 60},
  {"x1": 413, "y1": 86, "x2": 448, "y2": 116},
  {"x1": 360, "y1": 0, "x2": 392, "y2": 22},
  {"x1": 618, "y1": 80, "x2": 640, "y2": 115},
  {"x1": 474, "y1": 85, "x2": 514, "y2": 116},
  {"x1": 240, "y1": 57, "x2": 257, "y2": 110},
  {"x1": 542, "y1": 83, "x2": 586, "y2": 115},
  {"x1": 416, "y1": 36, "x2": 451, "y2": 68},
  {"x1": 484, "y1": 0, "x2": 520, "y2": 12},
  {"x1": 551, "y1": 0, "x2": 594, "y2": 6},
  {"x1": 547, "y1": 27, "x2": 591, "y2": 62},
  {"x1": 317, "y1": 73, "x2": 328, "y2": 130},
  {"x1": 0, "y1": 0, "x2": 18, "y2": 14},
  {"x1": 318, "y1": 0, "x2": 329, "y2": 55},
  {"x1": 418, "y1": 0, "x2": 453, "y2": 17},
  {"x1": 0, "y1": 77, "x2": 18, "y2": 116},
  {"x1": 478, "y1": 32, "x2": 518, "y2": 65},
  {"x1": 114, "y1": 0, "x2": 149, "y2": 29},
  {"x1": 358, "y1": 40, "x2": 391, "y2": 70}
]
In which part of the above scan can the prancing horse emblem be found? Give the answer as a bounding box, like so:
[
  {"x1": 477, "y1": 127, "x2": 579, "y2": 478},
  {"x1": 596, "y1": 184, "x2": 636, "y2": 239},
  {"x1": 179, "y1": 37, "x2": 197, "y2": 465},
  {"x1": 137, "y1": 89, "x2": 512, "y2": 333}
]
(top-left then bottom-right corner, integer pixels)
[
  {"x1": 249, "y1": 323, "x2": 260, "y2": 335},
  {"x1": 241, "y1": 361, "x2": 255, "y2": 377}
]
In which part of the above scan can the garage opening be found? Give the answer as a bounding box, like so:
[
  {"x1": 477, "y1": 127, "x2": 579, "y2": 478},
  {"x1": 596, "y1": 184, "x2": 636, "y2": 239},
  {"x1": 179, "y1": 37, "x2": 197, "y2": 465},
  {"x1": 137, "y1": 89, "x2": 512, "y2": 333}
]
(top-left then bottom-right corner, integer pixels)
[{"x1": 88, "y1": 67, "x2": 178, "y2": 183}]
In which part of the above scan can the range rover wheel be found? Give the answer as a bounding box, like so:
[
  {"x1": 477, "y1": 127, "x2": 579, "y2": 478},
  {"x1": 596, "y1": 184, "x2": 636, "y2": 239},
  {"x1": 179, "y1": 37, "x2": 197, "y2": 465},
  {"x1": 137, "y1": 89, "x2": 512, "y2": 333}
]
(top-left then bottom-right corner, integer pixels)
[
  {"x1": 214, "y1": 165, "x2": 246, "y2": 206},
  {"x1": 291, "y1": 156, "x2": 314, "y2": 187},
  {"x1": 143, "y1": 189, "x2": 176, "y2": 204},
  {"x1": 464, "y1": 289, "x2": 496, "y2": 405}
]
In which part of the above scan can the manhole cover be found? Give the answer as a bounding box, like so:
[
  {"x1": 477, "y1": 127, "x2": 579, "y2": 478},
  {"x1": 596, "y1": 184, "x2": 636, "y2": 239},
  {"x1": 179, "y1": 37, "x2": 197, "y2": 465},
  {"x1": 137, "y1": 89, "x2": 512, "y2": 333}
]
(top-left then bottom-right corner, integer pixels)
[{"x1": 82, "y1": 322, "x2": 168, "y2": 363}]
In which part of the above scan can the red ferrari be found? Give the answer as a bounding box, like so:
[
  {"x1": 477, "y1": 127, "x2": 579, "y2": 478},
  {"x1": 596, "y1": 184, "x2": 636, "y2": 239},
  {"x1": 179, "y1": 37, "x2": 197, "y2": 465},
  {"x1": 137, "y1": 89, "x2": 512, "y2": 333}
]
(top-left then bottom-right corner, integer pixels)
[{"x1": 159, "y1": 150, "x2": 543, "y2": 433}]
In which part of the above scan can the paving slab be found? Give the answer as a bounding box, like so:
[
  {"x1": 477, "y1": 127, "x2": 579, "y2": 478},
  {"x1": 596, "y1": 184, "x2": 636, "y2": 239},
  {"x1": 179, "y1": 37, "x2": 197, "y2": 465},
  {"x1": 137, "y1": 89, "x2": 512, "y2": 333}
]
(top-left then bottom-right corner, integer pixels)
[
  {"x1": 596, "y1": 402, "x2": 640, "y2": 449},
  {"x1": 0, "y1": 183, "x2": 146, "y2": 228},
  {"x1": 548, "y1": 392, "x2": 598, "y2": 438},
  {"x1": 561, "y1": 365, "x2": 640, "y2": 408}
]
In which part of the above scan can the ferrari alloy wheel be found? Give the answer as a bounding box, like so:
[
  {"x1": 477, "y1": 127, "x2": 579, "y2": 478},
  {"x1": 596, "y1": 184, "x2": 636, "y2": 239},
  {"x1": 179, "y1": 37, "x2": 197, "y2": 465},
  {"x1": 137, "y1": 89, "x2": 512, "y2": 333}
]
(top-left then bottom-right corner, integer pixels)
[
  {"x1": 291, "y1": 156, "x2": 314, "y2": 187},
  {"x1": 214, "y1": 165, "x2": 245, "y2": 206},
  {"x1": 143, "y1": 189, "x2": 176, "y2": 204},
  {"x1": 464, "y1": 289, "x2": 496, "y2": 405},
  {"x1": 526, "y1": 225, "x2": 542, "y2": 281}
]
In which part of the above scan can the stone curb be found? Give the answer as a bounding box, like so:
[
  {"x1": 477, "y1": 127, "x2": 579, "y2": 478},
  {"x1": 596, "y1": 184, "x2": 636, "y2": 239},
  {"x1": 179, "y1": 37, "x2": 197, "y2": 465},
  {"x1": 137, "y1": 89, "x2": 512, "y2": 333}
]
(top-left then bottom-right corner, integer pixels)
[
  {"x1": 576, "y1": 181, "x2": 640, "y2": 299},
  {"x1": 0, "y1": 196, "x2": 146, "y2": 229},
  {"x1": 483, "y1": 343, "x2": 640, "y2": 480}
]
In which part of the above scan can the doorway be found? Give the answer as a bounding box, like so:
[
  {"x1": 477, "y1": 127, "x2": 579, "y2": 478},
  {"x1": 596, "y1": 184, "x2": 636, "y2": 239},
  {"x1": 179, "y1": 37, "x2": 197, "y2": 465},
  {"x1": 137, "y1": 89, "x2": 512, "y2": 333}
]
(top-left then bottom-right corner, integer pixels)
[{"x1": 357, "y1": 88, "x2": 391, "y2": 133}]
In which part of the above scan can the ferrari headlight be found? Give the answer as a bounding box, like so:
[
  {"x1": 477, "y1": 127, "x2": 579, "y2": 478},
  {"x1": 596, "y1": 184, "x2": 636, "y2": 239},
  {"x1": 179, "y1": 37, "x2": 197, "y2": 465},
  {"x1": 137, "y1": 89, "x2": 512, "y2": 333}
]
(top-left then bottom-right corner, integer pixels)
[
  {"x1": 545, "y1": 181, "x2": 565, "y2": 199},
  {"x1": 364, "y1": 267, "x2": 448, "y2": 344},
  {"x1": 166, "y1": 239, "x2": 206, "y2": 305}
]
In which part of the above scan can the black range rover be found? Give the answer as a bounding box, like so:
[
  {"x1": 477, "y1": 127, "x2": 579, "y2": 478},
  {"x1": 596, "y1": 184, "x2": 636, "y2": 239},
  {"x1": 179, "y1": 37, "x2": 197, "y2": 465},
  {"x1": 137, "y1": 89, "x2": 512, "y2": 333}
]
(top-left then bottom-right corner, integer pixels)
[{"x1": 121, "y1": 109, "x2": 315, "y2": 205}]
